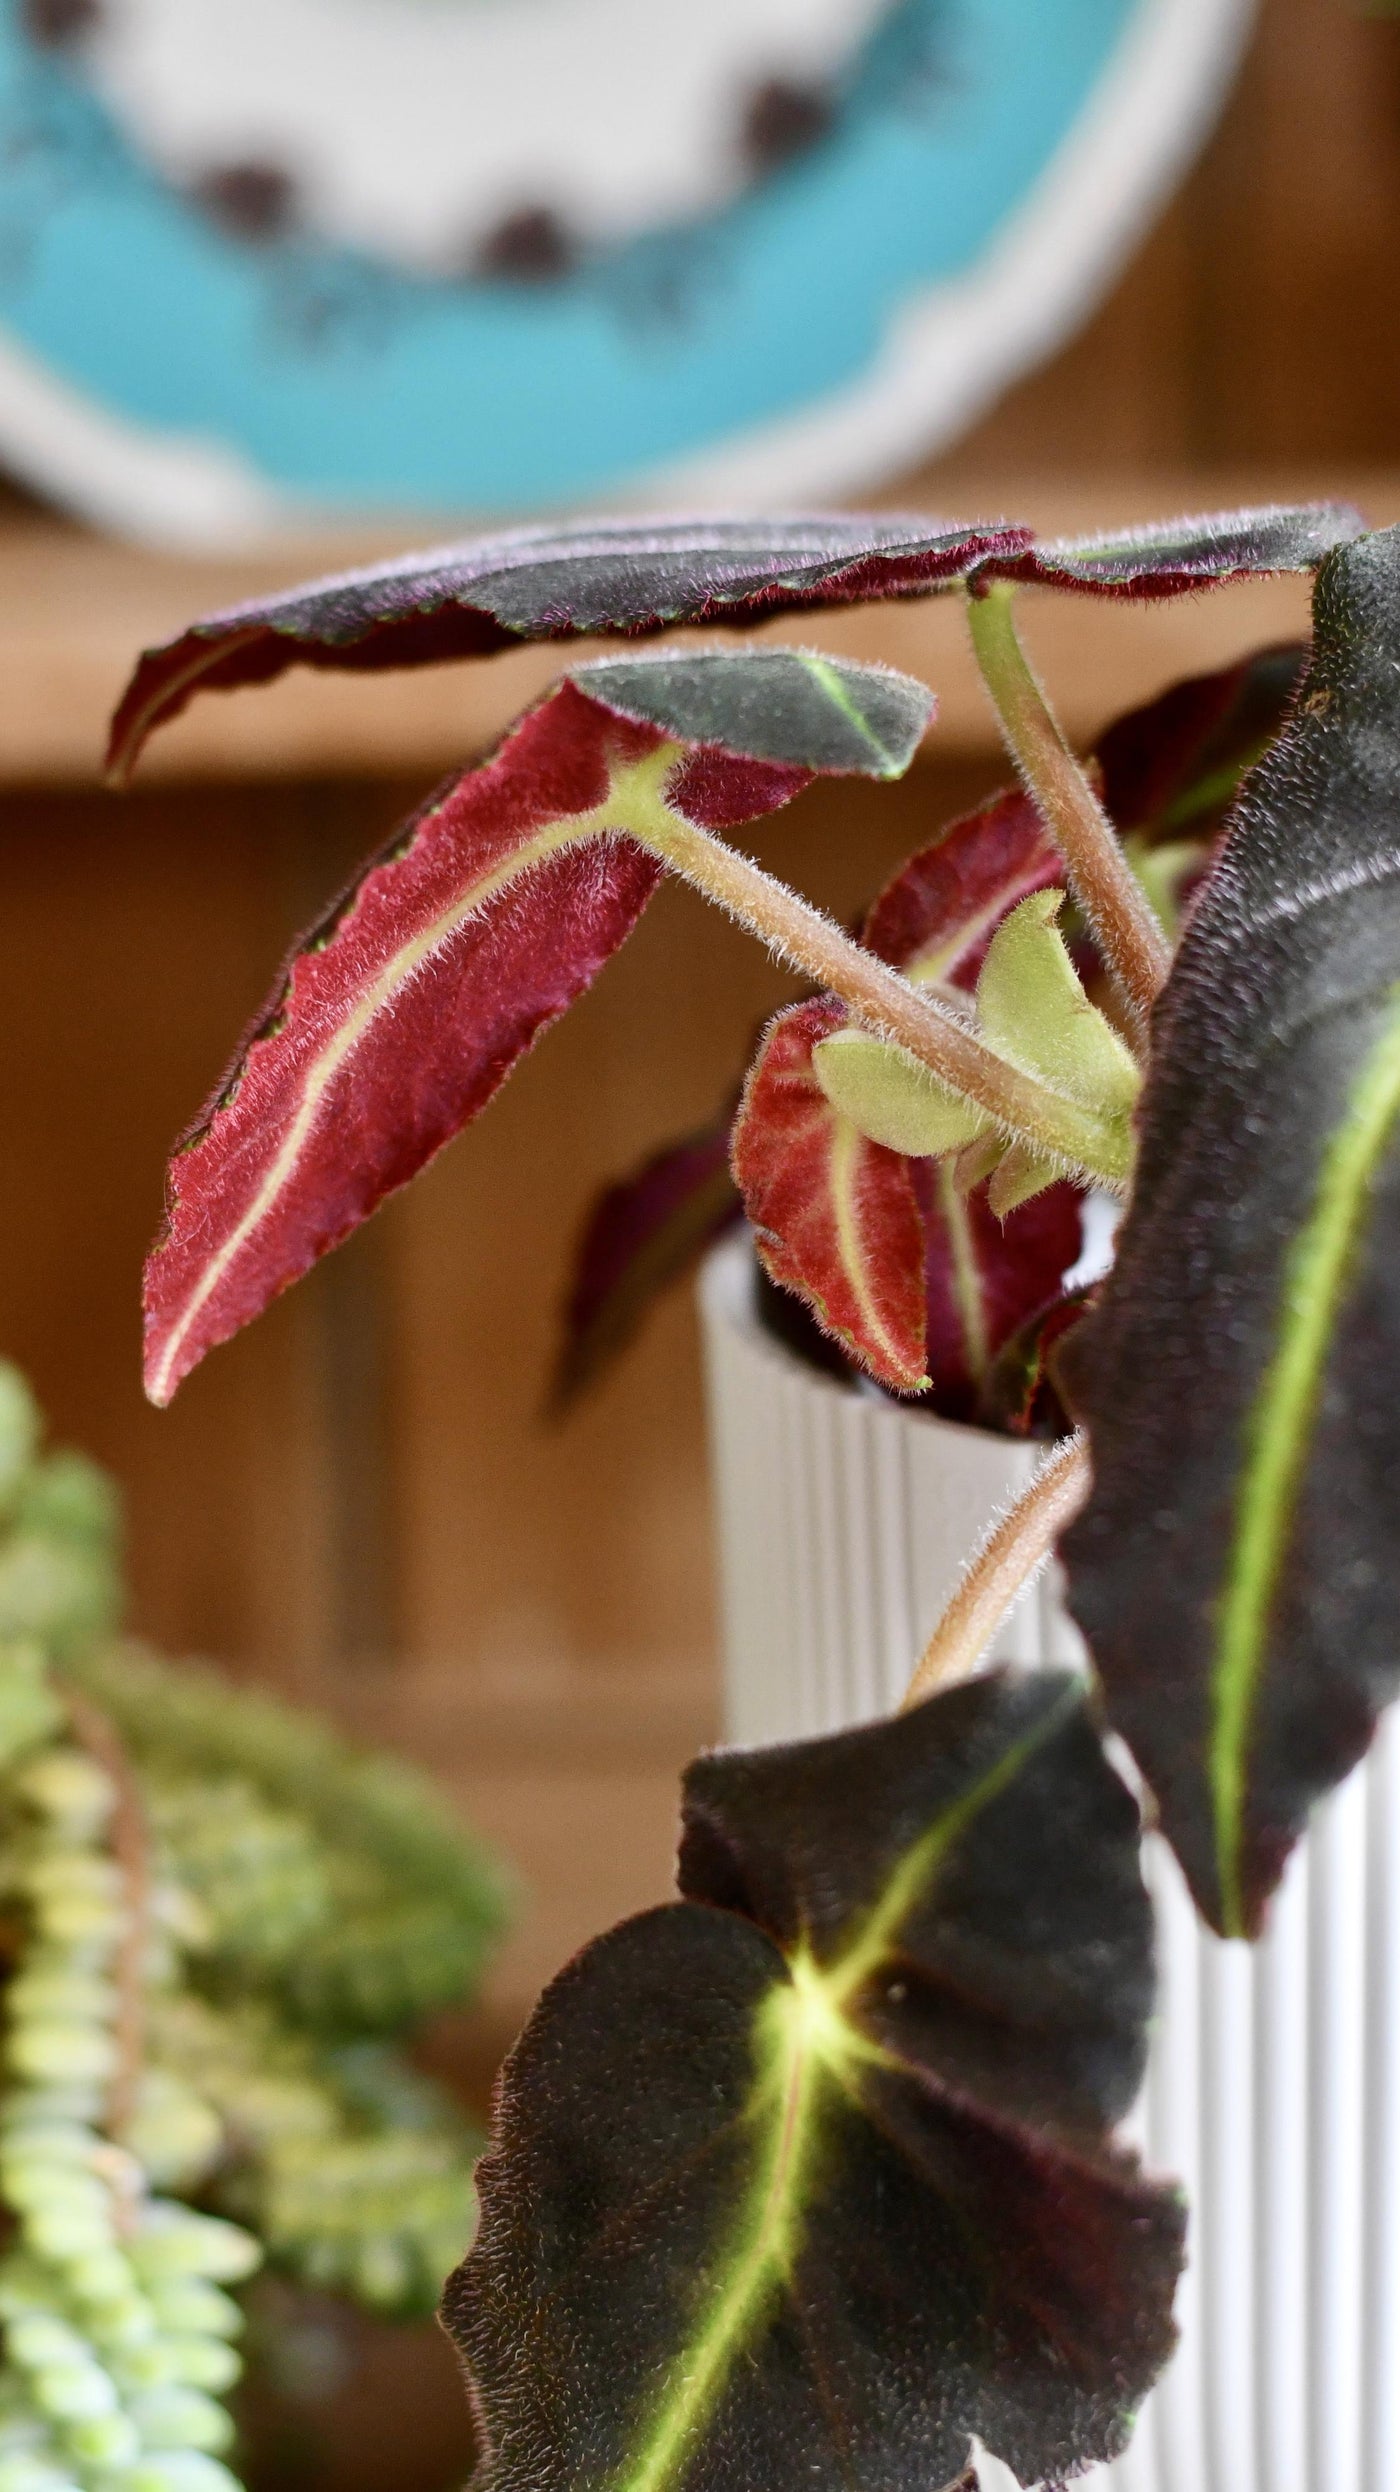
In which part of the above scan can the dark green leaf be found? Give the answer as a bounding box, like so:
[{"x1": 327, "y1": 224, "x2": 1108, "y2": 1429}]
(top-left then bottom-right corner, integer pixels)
[
  {"x1": 1062, "y1": 522, "x2": 1400, "y2": 1936},
  {"x1": 444, "y1": 1670, "x2": 1182, "y2": 2492},
  {"x1": 1007, "y1": 502, "x2": 1363, "y2": 599},
  {"x1": 580, "y1": 649, "x2": 933, "y2": 779},
  {"x1": 106, "y1": 516, "x2": 1020, "y2": 778}
]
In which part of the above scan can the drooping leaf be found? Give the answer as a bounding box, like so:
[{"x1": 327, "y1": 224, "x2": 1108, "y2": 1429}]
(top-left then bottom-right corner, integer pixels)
[
  {"x1": 732, "y1": 1000, "x2": 930, "y2": 1393},
  {"x1": 108, "y1": 505, "x2": 1359, "y2": 781},
  {"x1": 999, "y1": 502, "x2": 1364, "y2": 600},
  {"x1": 443, "y1": 1668, "x2": 1183, "y2": 2492},
  {"x1": 1095, "y1": 643, "x2": 1307, "y2": 842},
  {"x1": 142, "y1": 649, "x2": 933, "y2": 1405},
  {"x1": 106, "y1": 515, "x2": 1025, "y2": 779},
  {"x1": 914, "y1": 1164, "x2": 1084, "y2": 1426},
  {"x1": 859, "y1": 788, "x2": 1063, "y2": 992},
  {"x1": 551, "y1": 1116, "x2": 741, "y2": 1412},
  {"x1": 1061, "y1": 521, "x2": 1400, "y2": 1938}
]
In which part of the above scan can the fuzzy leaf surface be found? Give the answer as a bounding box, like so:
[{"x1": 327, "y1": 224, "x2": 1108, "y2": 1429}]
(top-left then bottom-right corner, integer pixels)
[
  {"x1": 860, "y1": 789, "x2": 1064, "y2": 990},
  {"x1": 999, "y1": 502, "x2": 1364, "y2": 600},
  {"x1": 444, "y1": 1669, "x2": 1182, "y2": 2492},
  {"x1": 915, "y1": 1165, "x2": 1084, "y2": 1425},
  {"x1": 552, "y1": 1117, "x2": 741, "y2": 1411},
  {"x1": 1095, "y1": 644, "x2": 1307, "y2": 841},
  {"x1": 108, "y1": 506, "x2": 1357, "y2": 780},
  {"x1": 733, "y1": 1000, "x2": 929, "y2": 1393},
  {"x1": 143, "y1": 649, "x2": 929, "y2": 1405},
  {"x1": 1062, "y1": 522, "x2": 1400, "y2": 1936},
  {"x1": 106, "y1": 514, "x2": 1021, "y2": 777}
]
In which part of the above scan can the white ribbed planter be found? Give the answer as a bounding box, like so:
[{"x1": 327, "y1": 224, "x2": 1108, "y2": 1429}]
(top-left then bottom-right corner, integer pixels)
[{"x1": 699, "y1": 1232, "x2": 1400, "y2": 2492}]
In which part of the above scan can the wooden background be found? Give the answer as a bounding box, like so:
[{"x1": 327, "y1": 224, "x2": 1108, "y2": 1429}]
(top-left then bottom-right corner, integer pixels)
[{"x1": 0, "y1": 0, "x2": 1397, "y2": 2475}]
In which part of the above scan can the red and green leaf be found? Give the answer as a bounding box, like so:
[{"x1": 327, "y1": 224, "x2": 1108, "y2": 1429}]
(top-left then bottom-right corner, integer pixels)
[
  {"x1": 732, "y1": 1000, "x2": 929, "y2": 1394},
  {"x1": 444, "y1": 1668, "x2": 1183, "y2": 2492},
  {"x1": 143, "y1": 650, "x2": 932, "y2": 1405},
  {"x1": 551, "y1": 1115, "x2": 741, "y2": 1412},
  {"x1": 1062, "y1": 523, "x2": 1400, "y2": 1937},
  {"x1": 108, "y1": 505, "x2": 1360, "y2": 780},
  {"x1": 859, "y1": 787, "x2": 1063, "y2": 990},
  {"x1": 1094, "y1": 643, "x2": 1307, "y2": 842},
  {"x1": 999, "y1": 502, "x2": 1363, "y2": 599},
  {"x1": 107, "y1": 514, "x2": 1025, "y2": 780},
  {"x1": 731, "y1": 1003, "x2": 1084, "y2": 1411},
  {"x1": 915, "y1": 1162, "x2": 1084, "y2": 1426}
]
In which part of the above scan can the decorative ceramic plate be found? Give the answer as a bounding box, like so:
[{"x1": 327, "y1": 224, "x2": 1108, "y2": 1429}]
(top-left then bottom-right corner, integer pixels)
[{"x1": 0, "y1": 0, "x2": 1250, "y2": 542}]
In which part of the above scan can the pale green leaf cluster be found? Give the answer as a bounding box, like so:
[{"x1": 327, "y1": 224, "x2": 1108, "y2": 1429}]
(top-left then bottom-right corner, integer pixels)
[
  {"x1": 814, "y1": 890, "x2": 1141, "y2": 1212},
  {"x1": 0, "y1": 1368, "x2": 507, "y2": 2492}
]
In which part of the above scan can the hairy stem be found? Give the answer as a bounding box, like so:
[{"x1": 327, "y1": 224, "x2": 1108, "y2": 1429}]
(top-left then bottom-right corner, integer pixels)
[
  {"x1": 630, "y1": 788, "x2": 1131, "y2": 1189},
  {"x1": 967, "y1": 583, "x2": 1171, "y2": 1030},
  {"x1": 62, "y1": 1686, "x2": 149, "y2": 2147},
  {"x1": 900, "y1": 1434, "x2": 1092, "y2": 1709}
]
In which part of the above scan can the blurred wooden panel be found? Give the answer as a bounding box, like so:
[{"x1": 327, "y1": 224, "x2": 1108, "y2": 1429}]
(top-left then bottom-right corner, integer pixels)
[
  {"x1": 0, "y1": 775, "x2": 406, "y2": 1675},
  {"x1": 914, "y1": 0, "x2": 1400, "y2": 484}
]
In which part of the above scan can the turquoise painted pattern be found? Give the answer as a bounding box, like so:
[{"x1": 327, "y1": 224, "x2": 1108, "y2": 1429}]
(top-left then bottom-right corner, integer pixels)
[{"x1": 0, "y1": 0, "x2": 1138, "y2": 508}]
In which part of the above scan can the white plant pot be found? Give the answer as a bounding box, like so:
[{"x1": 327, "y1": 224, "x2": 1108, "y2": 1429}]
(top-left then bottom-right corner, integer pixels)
[{"x1": 699, "y1": 1231, "x2": 1400, "y2": 2492}]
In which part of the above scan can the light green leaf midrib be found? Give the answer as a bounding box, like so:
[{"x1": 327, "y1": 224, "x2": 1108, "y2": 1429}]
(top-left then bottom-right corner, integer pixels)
[
  {"x1": 610, "y1": 1688, "x2": 1078, "y2": 2492},
  {"x1": 1211, "y1": 981, "x2": 1400, "y2": 1933}
]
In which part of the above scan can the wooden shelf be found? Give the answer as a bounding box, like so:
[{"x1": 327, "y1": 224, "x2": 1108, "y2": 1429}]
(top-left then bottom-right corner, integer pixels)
[{"x1": 3, "y1": 473, "x2": 1393, "y2": 787}]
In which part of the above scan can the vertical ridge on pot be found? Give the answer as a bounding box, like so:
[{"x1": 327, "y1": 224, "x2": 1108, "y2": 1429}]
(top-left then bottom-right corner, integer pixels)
[{"x1": 698, "y1": 1231, "x2": 1400, "y2": 2490}]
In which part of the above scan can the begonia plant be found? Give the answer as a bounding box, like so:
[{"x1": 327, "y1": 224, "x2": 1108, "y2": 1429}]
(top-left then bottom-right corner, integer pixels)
[{"x1": 104, "y1": 497, "x2": 1400, "y2": 2490}]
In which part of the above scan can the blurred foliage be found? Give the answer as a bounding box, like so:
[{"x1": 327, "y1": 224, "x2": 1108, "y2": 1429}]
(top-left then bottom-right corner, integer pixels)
[{"x1": 0, "y1": 1368, "x2": 509, "y2": 2492}]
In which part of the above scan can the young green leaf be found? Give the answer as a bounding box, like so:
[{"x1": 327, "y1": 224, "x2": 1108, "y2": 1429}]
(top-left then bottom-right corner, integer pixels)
[
  {"x1": 976, "y1": 891, "x2": 1141, "y2": 1125},
  {"x1": 1062, "y1": 521, "x2": 1400, "y2": 1938},
  {"x1": 142, "y1": 650, "x2": 932, "y2": 1406},
  {"x1": 106, "y1": 515, "x2": 1025, "y2": 781},
  {"x1": 444, "y1": 1669, "x2": 1183, "y2": 2492},
  {"x1": 812, "y1": 1028, "x2": 994, "y2": 1160},
  {"x1": 551, "y1": 1117, "x2": 741, "y2": 1412},
  {"x1": 733, "y1": 1000, "x2": 930, "y2": 1393}
]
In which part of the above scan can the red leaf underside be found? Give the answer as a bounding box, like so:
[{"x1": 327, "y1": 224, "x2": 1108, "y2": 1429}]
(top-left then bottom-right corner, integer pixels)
[
  {"x1": 143, "y1": 684, "x2": 667, "y2": 1403},
  {"x1": 553, "y1": 1117, "x2": 741, "y2": 1409},
  {"x1": 861, "y1": 790, "x2": 1063, "y2": 990},
  {"x1": 916, "y1": 1169, "x2": 1085, "y2": 1426},
  {"x1": 733, "y1": 1000, "x2": 927, "y2": 1391}
]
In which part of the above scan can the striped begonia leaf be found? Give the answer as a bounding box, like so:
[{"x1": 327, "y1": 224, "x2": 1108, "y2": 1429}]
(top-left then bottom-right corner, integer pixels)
[
  {"x1": 551, "y1": 1114, "x2": 741, "y2": 1412},
  {"x1": 444, "y1": 1667, "x2": 1184, "y2": 2492},
  {"x1": 142, "y1": 649, "x2": 932, "y2": 1406},
  {"x1": 731, "y1": 1003, "x2": 1082, "y2": 1407},
  {"x1": 106, "y1": 515, "x2": 1025, "y2": 779},
  {"x1": 1062, "y1": 522, "x2": 1400, "y2": 1938},
  {"x1": 1094, "y1": 642, "x2": 1307, "y2": 843},
  {"x1": 732, "y1": 999, "x2": 930, "y2": 1393},
  {"x1": 107, "y1": 504, "x2": 1360, "y2": 779}
]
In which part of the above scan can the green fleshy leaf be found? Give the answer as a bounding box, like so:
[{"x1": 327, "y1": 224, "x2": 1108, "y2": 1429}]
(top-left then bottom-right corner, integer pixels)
[
  {"x1": 1062, "y1": 521, "x2": 1400, "y2": 1936},
  {"x1": 445, "y1": 1670, "x2": 1183, "y2": 2492},
  {"x1": 811, "y1": 1029, "x2": 993, "y2": 1159},
  {"x1": 986, "y1": 1141, "x2": 1062, "y2": 1217},
  {"x1": 977, "y1": 893, "x2": 1141, "y2": 1121}
]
